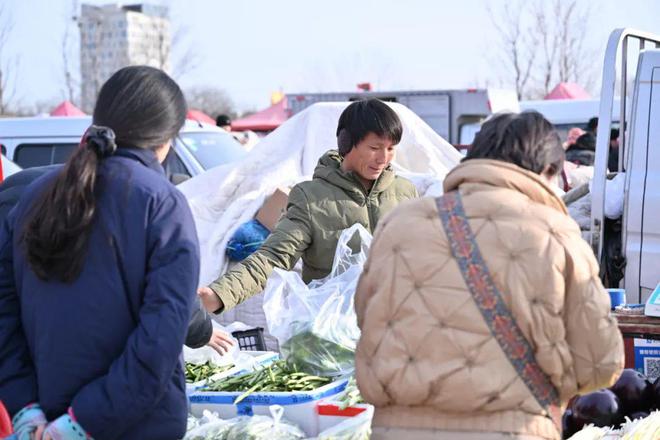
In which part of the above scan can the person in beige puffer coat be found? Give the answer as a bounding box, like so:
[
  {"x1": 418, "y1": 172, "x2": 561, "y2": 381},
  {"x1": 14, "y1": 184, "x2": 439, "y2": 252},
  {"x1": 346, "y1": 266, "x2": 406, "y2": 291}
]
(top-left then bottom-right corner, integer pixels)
[{"x1": 354, "y1": 111, "x2": 624, "y2": 440}]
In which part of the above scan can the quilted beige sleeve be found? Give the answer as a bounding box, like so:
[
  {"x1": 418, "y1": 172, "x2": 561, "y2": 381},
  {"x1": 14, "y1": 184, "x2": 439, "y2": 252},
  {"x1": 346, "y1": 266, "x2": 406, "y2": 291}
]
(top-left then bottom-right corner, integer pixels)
[
  {"x1": 563, "y1": 238, "x2": 624, "y2": 394},
  {"x1": 354, "y1": 214, "x2": 392, "y2": 329}
]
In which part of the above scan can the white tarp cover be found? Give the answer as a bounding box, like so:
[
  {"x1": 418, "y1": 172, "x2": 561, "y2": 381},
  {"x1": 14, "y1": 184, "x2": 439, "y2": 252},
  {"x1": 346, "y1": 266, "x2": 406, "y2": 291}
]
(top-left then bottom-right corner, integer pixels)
[{"x1": 179, "y1": 102, "x2": 461, "y2": 339}]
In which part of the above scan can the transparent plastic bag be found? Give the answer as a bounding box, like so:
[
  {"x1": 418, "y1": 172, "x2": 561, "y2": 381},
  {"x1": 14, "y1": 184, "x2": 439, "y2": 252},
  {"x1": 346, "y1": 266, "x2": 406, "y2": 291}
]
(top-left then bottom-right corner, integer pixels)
[
  {"x1": 183, "y1": 322, "x2": 263, "y2": 387},
  {"x1": 184, "y1": 410, "x2": 235, "y2": 440},
  {"x1": 317, "y1": 405, "x2": 374, "y2": 440},
  {"x1": 224, "y1": 406, "x2": 306, "y2": 440},
  {"x1": 263, "y1": 224, "x2": 372, "y2": 377}
]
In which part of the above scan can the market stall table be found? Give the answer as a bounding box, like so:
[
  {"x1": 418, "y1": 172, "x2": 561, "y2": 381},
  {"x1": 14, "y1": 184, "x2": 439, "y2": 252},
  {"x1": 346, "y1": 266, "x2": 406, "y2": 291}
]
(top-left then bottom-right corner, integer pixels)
[{"x1": 614, "y1": 308, "x2": 660, "y2": 370}]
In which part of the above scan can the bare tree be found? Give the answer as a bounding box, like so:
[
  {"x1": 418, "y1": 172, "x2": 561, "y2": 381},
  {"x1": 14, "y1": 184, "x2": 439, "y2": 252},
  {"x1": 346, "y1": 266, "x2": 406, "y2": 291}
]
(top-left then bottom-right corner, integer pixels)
[
  {"x1": 185, "y1": 86, "x2": 236, "y2": 119},
  {"x1": 62, "y1": 0, "x2": 80, "y2": 105},
  {"x1": 532, "y1": 0, "x2": 561, "y2": 96},
  {"x1": 141, "y1": 0, "x2": 201, "y2": 80},
  {"x1": 489, "y1": 0, "x2": 595, "y2": 99},
  {"x1": 555, "y1": 1, "x2": 594, "y2": 88},
  {"x1": 488, "y1": 2, "x2": 538, "y2": 100},
  {"x1": 0, "y1": 3, "x2": 19, "y2": 115},
  {"x1": 170, "y1": 24, "x2": 202, "y2": 80},
  {"x1": 13, "y1": 97, "x2": 62, "y2": 116},
  {"x1": 149, "y1": 18, "x2": 202, "y2": 80}
]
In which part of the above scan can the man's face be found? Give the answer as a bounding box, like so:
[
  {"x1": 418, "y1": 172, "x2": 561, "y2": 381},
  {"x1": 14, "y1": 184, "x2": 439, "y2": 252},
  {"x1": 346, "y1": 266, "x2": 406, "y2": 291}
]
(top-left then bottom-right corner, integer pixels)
[{"x1": 343, "y1": 132, "x2": 396, "y2": 182}]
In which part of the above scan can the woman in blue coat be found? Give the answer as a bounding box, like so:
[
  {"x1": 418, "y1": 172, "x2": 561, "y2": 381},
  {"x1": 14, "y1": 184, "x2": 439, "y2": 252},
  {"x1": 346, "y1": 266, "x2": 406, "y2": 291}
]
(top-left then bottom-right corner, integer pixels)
[{"x1": 0, "y1": 66, "x2": 200, "y2": 439}]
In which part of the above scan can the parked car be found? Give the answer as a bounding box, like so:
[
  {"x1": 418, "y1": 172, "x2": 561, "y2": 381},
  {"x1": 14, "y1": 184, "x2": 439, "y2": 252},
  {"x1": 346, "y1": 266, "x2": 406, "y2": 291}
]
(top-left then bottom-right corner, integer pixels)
[{"x1": 0, "y1": 116, "x2": 247, "y2": 181}]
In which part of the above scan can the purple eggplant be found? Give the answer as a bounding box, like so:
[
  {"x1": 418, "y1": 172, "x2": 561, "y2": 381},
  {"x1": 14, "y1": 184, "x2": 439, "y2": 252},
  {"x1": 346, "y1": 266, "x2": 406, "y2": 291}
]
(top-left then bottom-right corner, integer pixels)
[
  {"x1": 572, "y1": 389, "x2": 624, "y2": 429},
  {"x1": 610, "y1": 369, "x2": 654, "y2": 413}
]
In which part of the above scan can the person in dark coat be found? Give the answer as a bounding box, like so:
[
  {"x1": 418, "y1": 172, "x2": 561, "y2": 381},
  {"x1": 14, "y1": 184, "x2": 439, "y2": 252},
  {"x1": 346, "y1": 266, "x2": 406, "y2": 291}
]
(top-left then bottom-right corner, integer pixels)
[
  {"x1": 0, "y1": 66, "x2": 200, "y2": 440},
  {"x1": 0, "y1": 170, "x2": 232, "y2": 357},
  {"x1": 0, "y1": 165, "x2": 59, "y2": 222},
  {"x1": 608, "y1": 128, "x2": 620, "y2": 172},
  {"x1": 0, "y1": 168, "x2": 233, "y2": 357},
  {"x1": 565, "y1": 132, "x2": 596, "y2": 166}
]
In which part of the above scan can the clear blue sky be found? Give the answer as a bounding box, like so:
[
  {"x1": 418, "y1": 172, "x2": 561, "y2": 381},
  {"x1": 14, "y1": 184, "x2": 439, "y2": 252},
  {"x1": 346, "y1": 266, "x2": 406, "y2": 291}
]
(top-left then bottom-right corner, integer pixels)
[{"x1": 4, "y1": 0, "x2": 660, "y2": 112}]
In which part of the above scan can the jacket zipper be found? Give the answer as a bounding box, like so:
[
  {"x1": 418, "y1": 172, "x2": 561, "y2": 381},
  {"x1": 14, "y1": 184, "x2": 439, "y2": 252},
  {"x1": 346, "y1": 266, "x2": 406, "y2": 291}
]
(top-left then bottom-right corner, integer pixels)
[{"x1": 364, "y1": 187, "x2": 376, "y2": 233}]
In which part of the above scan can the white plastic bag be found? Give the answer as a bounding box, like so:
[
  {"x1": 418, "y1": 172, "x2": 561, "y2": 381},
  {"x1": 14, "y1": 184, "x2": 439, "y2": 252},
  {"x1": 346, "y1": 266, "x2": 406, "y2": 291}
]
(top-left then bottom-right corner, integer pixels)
[
  {"x1": 184, "y1": 410, "x2": 235, "y2": 439},
  {"x1": 316, "y1": 405, "x2": 374, "y2": 440},
  {"x1": 224, "y1": 405, "x2": 306, "y2": 440},
  {"x1": 183, "y1": 322, "x2": 266, "y2": 388},
  {"x1": 184, "y1": 406, "x2": 305, "y2": 440},
  {"x1": 183, "y1": 321, "x2": 240, "y2": 366},
  {"x1": 263, "y1": 224, "x2": 372, "y2": 377},
  {"x1": 604, "y1": 172, "x2": 626, "y2": 220}
]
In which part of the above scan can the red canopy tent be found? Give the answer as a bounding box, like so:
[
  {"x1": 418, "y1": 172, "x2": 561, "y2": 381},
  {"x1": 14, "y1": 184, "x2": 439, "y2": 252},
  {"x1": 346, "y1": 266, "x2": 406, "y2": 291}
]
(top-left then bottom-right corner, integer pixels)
[
  {"x1": 186, "y1": 109, "x2": 216, "y2": 125},
  {"x1": 50, "y1": 101, "x2": 86, "y2": 116},
  {"x1": 544, "y1": 82, "x2": 591, "y2": 100},
  {"x1": 231, "y1": 98, "x2": 290, "y2": 132}
]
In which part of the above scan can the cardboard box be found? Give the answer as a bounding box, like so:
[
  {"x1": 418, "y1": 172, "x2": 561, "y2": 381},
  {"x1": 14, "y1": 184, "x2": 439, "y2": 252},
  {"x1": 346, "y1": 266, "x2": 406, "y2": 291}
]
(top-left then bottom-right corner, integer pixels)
[
  {"x1": 188, "y1": 377, "x2": 349, "y2": 436},
  {"x1": 255, "y1": 187, "x2": 290, "y2": 231}
]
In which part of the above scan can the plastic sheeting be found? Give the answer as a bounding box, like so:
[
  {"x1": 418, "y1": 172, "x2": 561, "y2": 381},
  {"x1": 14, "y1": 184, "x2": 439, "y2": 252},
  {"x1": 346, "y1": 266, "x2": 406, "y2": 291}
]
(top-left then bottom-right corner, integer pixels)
[{"x1": 179, "y1": 102, "x2": 461, "y2": 335}]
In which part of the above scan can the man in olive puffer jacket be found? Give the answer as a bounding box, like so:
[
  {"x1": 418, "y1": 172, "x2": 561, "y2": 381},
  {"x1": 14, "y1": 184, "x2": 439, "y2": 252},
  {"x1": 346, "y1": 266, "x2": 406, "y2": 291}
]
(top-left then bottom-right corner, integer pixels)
[{"x1": 199, "y1": 99, "x2": 418, "y2": 314}]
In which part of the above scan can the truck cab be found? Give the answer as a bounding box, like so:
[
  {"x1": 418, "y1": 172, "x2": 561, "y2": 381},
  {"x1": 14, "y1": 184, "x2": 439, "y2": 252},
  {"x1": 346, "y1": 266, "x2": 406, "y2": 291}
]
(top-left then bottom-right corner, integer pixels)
[
  {"x1": 288, "y1": 88, "x2": 519, "y2": 147},
  {"x1": 591, "y1": 29, "x2": 660, "y2": 303}
]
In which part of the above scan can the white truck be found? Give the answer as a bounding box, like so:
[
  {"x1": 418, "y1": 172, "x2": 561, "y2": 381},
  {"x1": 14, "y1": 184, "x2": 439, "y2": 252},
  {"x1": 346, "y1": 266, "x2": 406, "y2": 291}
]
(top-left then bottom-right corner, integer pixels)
[
  {"x1": 590, "y1": 28, "x2": 660, "y2": 303},
  {"x1": 287, "y1": 89, "x2": 519, "y2": 146}
]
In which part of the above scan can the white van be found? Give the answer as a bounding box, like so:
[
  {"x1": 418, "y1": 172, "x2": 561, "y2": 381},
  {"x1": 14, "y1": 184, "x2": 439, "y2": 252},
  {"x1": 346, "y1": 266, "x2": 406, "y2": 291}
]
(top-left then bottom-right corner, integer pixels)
[
  {"x1": 458, "y1": 98, "x2": 622, "y2": 155},
  {"x1": 520, "y1": 99, "x2": 621, "y2": 140},
  {"x1": 0, "y1": 116, "x2": 247, "y2": 179}
]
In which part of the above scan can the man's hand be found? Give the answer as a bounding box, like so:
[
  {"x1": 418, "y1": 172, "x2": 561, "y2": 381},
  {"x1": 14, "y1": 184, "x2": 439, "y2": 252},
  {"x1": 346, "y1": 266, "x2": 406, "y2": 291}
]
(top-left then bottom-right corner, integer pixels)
[
  {"x1": 206, "y1": 328, "x2": 235, "y2": 355},
  {"x1": 197, "y1": 286, "x2": 223, "y2": 313}
]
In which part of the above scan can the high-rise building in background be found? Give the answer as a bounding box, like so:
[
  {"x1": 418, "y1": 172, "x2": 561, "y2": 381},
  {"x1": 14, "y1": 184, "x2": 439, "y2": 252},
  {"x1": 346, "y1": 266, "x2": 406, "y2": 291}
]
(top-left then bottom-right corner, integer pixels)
[{"x1": 79, "y1": 3, "x2": 170, "y2": 112}]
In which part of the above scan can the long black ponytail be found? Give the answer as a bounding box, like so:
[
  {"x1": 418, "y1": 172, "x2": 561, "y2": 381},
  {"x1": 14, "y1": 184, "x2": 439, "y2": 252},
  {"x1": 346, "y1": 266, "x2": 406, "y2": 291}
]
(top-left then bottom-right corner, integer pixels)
[{"x1": 23, "y1": 66, "x2": 187, "y2": 282}]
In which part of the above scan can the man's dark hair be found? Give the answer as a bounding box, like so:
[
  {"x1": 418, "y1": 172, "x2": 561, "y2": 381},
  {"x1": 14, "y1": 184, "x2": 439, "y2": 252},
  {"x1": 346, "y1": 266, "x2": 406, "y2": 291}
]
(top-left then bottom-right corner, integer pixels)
[
  {"x1": 587, "y1": 116, "x2": 599, "y2": 133},
  {"x1": 216, "y1": 114, "x2": 231, "y2": 127},
  {"x1": 465, "y1": 111, "x2": 564, "y2": 176},
  {"x1": 336, "y1": 99, "x2": 403, "y2": 156},
  {"x1": 573, "y1": 132, "x2": 596, "y2": 151}
]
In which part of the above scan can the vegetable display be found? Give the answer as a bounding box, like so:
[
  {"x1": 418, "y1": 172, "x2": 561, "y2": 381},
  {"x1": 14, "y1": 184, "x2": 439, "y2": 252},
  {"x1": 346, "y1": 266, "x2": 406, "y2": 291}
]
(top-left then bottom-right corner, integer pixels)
[
  {"x1": 280, "y1": 329, "x2": 355, "y2": 377},
  {"x1": 564, "y1": 369, "x2": 660, "y2": 439},
  {"x1": 185, "y1": 362, "x2": 235, "y2": 384},
  {"x1": 337, "y1": 377, "x2": 364, "y2": 409},
  {"x1": 203, "y1": 360, "x2": 332, "y2": 403}
]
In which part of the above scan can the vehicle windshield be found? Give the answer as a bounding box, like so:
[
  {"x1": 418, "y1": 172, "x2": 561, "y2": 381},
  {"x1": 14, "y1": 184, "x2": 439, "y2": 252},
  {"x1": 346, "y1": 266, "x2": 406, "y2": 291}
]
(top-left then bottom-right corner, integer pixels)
[
  {"x1": 176, "y1": 131, "x2": 247, "y2": 170},
  {"x1": 459, "y1": 122, "x2": 481, "y2": 145}
]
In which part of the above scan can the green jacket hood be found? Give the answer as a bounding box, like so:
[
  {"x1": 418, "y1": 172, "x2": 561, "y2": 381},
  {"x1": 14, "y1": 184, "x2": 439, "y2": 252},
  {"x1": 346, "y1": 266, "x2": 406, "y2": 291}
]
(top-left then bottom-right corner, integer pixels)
[{"x1": 312, "y1": 149, "x2": 395, "y2": 197}]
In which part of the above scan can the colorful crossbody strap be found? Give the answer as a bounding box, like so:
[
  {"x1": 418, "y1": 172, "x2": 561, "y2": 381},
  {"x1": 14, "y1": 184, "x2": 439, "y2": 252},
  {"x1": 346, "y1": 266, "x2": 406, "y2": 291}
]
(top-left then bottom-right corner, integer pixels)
[{"x1": 436, "y1": 191, "x2": 561, "y2": 430}]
